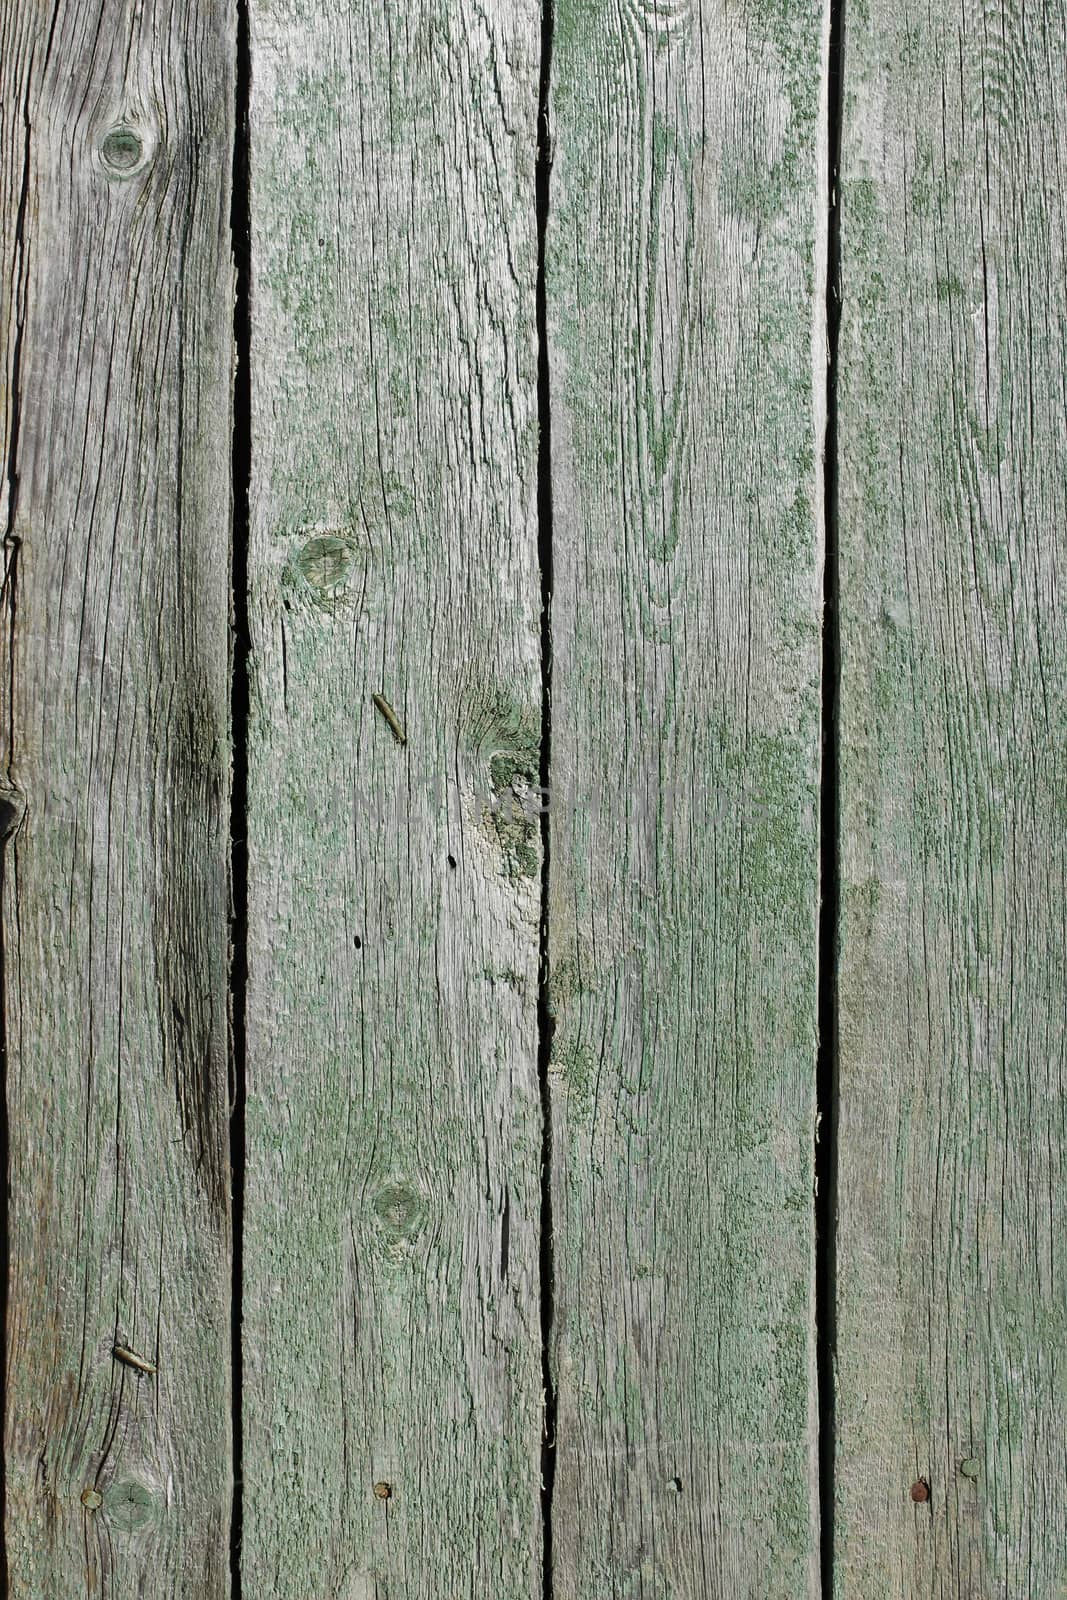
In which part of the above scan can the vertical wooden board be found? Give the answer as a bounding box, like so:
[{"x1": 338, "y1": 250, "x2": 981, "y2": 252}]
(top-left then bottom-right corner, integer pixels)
[
  {"x1": 0, "y1": 4, "x2": 235, "y2": 1597},
  {"x1": 835, "y1": 3, "x2": 1067, "y2": 1594},
  {"x1": 242, "y1": 3, "x2": 543, "y2": 1595},
  {"x1": 545, "y1": 2, "x2": 828, "y2": 1594}
]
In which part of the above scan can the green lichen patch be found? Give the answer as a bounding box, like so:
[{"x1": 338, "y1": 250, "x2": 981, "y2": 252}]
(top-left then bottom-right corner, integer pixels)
[
  {"x1": 549, "y1": 1040, "x2": 597, "y2": 1123},
  {"x1": 483, "y1": 797, "x2": 540, "y2": 880},
  {"x1": 480, "y1": 710, "x2": 543, "y2": 879}
]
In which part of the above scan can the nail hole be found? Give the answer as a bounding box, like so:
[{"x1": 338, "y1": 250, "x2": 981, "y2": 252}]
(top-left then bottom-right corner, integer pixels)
[
  {"x1": 353, "y1": 936, "x2": 362, "y2": 950},
  {"x1": 669, "y1": 1476, "x2": 683, "y2": 1493},
  {"x1": 447, "y1": 853, "x2": 457, "y2": 870},
  {"x1": 910, "y1": 1478, "x2": 930, "y2": 1503},
  {"x1": 100, "y1": 126, "x2": 144, "y2": 173}
]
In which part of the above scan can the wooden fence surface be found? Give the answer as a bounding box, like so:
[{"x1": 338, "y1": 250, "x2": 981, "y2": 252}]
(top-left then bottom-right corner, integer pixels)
[
  {"x1": 835, "y1": 6, "x2": 1067, "y2": 1594},
  {"x1": 1, "y1": 1, "x2": 1064, "y2": 1597},
  {"x1": 1, "y1": 4, "x2": 235, "y2": 1594},
  {"x1": 545, "y1": 4, "x2": 825, "y2": 1595}
]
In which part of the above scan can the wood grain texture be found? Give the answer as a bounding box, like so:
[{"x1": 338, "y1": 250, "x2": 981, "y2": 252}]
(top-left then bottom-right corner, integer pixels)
[
  {"x1": 835, "y1": 2, "x2": 1067, "y2": 1593},
  {"x1": 544, "y1": 2, "x2": 829, "y2": 1594},
  {"x1": 0, "y1": 2, "x2": 235, "y2": 1596},
  {"x1": 241, "y1": 3, "x2": 544, "y2": 1594}
]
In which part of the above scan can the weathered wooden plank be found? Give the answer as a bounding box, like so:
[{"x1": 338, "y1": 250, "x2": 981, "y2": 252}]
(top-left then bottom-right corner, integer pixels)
[
  {"x1": 544, "y1": 2, "x2": 829, "y2": 1594},
  {"x1": 0, "y1": 3, "x2": 235, "y2": 1595},
  {"x1": 241, "y1": 3, "x2": 544, "y2": 1594},
  {"x1": 835, "y1": 3, "x2": 1067, "y2": 1593}
]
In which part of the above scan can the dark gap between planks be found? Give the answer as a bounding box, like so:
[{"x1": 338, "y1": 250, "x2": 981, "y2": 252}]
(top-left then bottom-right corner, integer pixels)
[
  {"x1": 229, "y1": 0, "x2": 253, "y2": 1593},
  {"x1": 0, "y1": 842, "x2": 8, "y2": 1600},
  {"x1": 0, "y1": 545, "x2": 21, "y2": 1600},
  {"x1": 817, "y1": 0, "x2": 846, "y2": 1593},
  {"x1": 0, "y1": 853, "x2": 8, "y2": 1600},
  {"x1": 535, "y1": 3, "x2": 558, "y2": 1597}
]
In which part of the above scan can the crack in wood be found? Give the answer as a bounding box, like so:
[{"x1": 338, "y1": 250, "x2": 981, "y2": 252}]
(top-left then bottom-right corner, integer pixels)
[
  {"x1": 0, "y1": 86, "x2": 30, "y2": 1600},
  {"x1": 536, "y1": 5, "x2": 557, "y2": 1596},
  {"x1": 817, "y1": 0, "x2": 846, "y2": 1592},
  {"x1": 228, "y1": 0, "x2": 253, "y2": 1594}
]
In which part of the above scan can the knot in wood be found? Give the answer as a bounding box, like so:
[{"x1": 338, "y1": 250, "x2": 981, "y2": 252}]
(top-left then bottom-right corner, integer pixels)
[{"x1": 98, "y1": 123, "x2": 152, "y2": 179}]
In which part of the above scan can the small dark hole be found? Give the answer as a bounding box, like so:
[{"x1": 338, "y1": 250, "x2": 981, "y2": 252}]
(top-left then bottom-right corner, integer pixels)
[
  {"x1": 353, "y1": 936, "x2": 362, "y2": 950},
  {"x1": 0, "y1": 795, "x2": 22, "y2": 839},
  {"x1": 670, "y1": 1477, "x2": 682, "y2": 1493},
  {"x1": 447, "y1": 854, "x2": 457, "y2": 870}
]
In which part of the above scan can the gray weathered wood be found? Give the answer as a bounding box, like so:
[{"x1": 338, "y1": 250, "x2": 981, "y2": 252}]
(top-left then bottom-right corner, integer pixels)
[
  {"x1": 544, "y1": 2, "x2": 829, "y2": 1593},
  {"x1": 241, "y1": 3, "x2": 544, "y2": 1593},
  {"x1": 835, "y1": 3, "x2": 1067, "y2": 1593},
  {"x1": 0, "y1": 3, "x2": 235, "y2": 1595}
]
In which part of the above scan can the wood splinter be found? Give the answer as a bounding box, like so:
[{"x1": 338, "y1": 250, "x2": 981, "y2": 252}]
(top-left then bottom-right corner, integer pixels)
[
  {"x1": 112, "y1": 1344, "x2": 157, "y2": 1376},
  {"x1": 372, "y1": 693, "x2": 406, "y2": 747}
]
